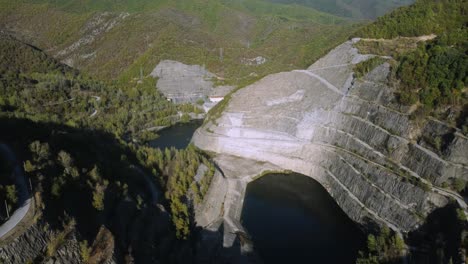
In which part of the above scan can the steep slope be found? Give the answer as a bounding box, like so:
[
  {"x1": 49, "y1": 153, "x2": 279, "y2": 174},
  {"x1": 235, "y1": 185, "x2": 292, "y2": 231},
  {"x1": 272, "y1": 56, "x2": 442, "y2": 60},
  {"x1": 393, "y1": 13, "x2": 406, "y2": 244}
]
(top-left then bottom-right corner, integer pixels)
[
  {"x1": 0, "y1": 36, "x2": 219, "y2": 263},
  {"x1": 0, "y1": 33, "x2": 198, "y2": 140},
  {"x1": 0, "y1": 0, "x2": 359, "y2": 85},
  {"x1": 194, "y1": 39, "x2": 467, "y2": 235},
  {"x1": 192, "y1": 1, "x2": 468, "y2": 262}
]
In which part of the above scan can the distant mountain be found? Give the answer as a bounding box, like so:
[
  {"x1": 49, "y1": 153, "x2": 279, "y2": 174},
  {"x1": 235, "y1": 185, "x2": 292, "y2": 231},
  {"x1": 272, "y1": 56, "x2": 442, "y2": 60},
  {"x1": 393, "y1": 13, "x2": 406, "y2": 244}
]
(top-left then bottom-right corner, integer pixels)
[{"x1": 264, "y1": 0, "x2": 414, "y2": 19}]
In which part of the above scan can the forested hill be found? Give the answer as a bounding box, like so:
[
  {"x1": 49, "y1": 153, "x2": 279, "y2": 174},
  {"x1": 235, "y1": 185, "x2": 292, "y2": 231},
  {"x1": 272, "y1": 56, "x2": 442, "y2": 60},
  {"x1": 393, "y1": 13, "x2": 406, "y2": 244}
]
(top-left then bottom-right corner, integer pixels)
[
  {"x1": 0, "y1": 35, "x2": 219, "y2": 262},
  {"x1": 0, "y1": 34, "x2": 196, "y2": 140},
  {"x1": 0, "y1": 0, "x2": 359, "y2": 84},
  {"x1": 264, "y1": 0, "x2": 414, "y2": 19},
  {"x1": 356, "y1": 0, "x2": 467, "y2": 38},
  {"x1": 353, "y1": 0, "x2": 467, "y2": 134}
]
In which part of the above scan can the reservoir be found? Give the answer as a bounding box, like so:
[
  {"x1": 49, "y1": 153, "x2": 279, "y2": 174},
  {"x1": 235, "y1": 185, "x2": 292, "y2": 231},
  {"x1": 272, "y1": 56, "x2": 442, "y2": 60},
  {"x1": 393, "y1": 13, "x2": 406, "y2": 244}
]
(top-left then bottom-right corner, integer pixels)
[
  {"x1": 241, "y1": 173, "x2": 366, "y2": 264},
  {"x1": 149, "y1": 119, "x2": 203, "y2": 149}
]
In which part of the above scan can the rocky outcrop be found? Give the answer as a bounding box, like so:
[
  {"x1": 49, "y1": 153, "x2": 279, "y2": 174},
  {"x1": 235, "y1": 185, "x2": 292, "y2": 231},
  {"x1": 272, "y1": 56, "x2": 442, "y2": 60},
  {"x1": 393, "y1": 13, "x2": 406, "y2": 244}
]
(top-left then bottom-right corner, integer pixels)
[
  {"x1": 193, "y1": 39, "x2": 468, "y2": 250},
  {"x1": 150, "y1": 60, "x2": 234, "y2": 107},
  {"x1": 0, "y1": 221, "x2": 87, "y2": 264},
  {"x1": 55, "y1": 12, "x2": 130, "y2": 67}
]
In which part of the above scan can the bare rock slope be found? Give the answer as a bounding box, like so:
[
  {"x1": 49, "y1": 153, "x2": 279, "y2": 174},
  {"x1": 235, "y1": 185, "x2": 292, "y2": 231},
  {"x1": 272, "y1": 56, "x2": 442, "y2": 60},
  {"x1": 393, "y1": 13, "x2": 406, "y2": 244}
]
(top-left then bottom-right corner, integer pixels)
[
  {"x1": 151, "y1": 60, "x2": 234, "y2": 106},
  {"x1": 193, "y1": 39, "x2": 468, "y2": 248}
]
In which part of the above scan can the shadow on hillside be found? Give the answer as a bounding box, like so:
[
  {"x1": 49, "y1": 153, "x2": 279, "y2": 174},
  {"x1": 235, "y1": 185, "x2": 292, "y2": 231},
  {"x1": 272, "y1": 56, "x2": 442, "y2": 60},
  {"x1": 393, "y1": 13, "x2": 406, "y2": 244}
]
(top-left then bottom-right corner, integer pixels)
[
  {"x1": 406, "y1": 203, "x2": 465, "y2": 264},
  {"x1": 0, "y1": 116, "x2": 183, "y2": 263}
]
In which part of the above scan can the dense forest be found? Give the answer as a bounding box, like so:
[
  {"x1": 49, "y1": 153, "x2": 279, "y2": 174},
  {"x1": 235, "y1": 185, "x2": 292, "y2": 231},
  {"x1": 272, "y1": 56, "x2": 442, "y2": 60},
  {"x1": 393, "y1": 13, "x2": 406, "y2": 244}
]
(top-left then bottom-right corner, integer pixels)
[
  {"x1": 0, "y1": 119, "x2": 215, "y2": 262},
  {"x1": 0, "y1": 34, "x2": 215, "y2": 262},
  {"x1": 0, "y1": 34, "x2": 204, "y2": 141},
  {"x1": 354, "y1": 0, "x2": 467, "y2": 133},
  {"x1": 134, "y1": 145, "x2": 215, "y2": 239},
  {"x1": 355, "y1": 0, "x2": 467, "y2": 39}
]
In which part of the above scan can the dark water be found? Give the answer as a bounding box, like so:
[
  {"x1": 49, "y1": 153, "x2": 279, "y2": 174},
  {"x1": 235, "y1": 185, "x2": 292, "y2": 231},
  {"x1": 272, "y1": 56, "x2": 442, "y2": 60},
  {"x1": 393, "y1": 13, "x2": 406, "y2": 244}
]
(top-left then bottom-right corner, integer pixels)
[
  {"x1": 148, "y1": 120, "x2": 203, "y2": 149},
  {"x1": 241, "y1": 173, "x2": 366, "y2": 264}
]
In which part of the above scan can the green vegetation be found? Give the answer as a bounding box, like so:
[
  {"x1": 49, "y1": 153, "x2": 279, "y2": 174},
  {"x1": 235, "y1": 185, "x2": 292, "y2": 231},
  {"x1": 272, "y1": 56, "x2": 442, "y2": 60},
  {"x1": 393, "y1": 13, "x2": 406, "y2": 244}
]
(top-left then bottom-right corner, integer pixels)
[
  {"x1": 355, "y1": 0, "x2": 467, "y2": 39},
  {"x1": 79, "y1": 240, "x2": 91, "y2": 262},
  {"x1": 396, "y1": 40, "x2": 467, "y2": 108},
  {"x1": 0, "y1": 0, "x2": 360, "y2": 86},
  {"x1": 46, "y1": 218, "x2": 76, "y2": 257},
  {"x1": 443, "y1": 177, "x2": 468, "y2": 194},
  {"x1": 456, "y1": 208, "x2": 466, "y2": 222},
  {"x1": 354, "y1": 37, "x2": 422, "y2": 57},
  {"x1": 0, "y1": 184, "x2": 18, "y2": 217},
  {"x1": 354, "y1": 0, "x2": 468, "y2": 132},
  {"x1": 0, "y1": 33, "x2": 220, "y2": 261},
  {"x1": 0, "y1": 150, "x2": 18, "y2": 220},
  {"x1": 134, "y1": 144, "x2": 215, "y2": 239},
  {"x1": 0, "y1": 116, "x2": 205, "y2": 261},
  {"x1": 265, "y1": 0, "x2": 413, "y2": 19},
  {"x1": 354, "y1": 57, "x2": 388, "y2": 78},
  {"x1": 0, "y1": 34, "x2": 200, "y2": 141},
  {"x1": 356, "y1": 227, "x2": 405, "y2": 264}
]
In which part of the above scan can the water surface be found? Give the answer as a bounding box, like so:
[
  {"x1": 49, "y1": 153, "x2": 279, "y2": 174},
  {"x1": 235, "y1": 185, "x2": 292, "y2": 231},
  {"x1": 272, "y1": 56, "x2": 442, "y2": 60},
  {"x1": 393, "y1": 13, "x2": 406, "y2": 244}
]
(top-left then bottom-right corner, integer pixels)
[
  {"x1": 241, "y1": 173, "x2": 366, "y2": 264},
  {"x1": 149, "y1": 120, "x2": 202, "y2": 149}
]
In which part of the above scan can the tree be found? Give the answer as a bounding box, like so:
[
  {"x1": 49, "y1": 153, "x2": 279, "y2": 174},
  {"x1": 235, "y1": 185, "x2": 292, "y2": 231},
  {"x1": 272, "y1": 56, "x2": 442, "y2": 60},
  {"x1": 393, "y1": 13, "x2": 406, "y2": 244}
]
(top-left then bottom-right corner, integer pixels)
[
  {"x1": 92, "y1": 182, "x2": 107, "y2": 211},
  {"x1": 92, "y1": 189, "x2": 105, "y2": 211},
  {"x1": 367, "y1": 234, "x2": 378, "y2": 253},
  {"x1": 454, "y1": 178, "x2": 465, "y2": 193},
  {"x1": 29, "y1": 141, "x2": 50, "y2": 164},
  {"x1": 23, "y1": 160, "x2": 36, "y2": 173},
  {"x1": 57, "y1": 151, "x2": 73, "y2": 169},
  {"x1": 88, "y1": 165, "x2": 101, "y2": 182},
  {"x1": 393, "y1": 234, "x2": 405, "y2": 252},
  {"x1": 5, "y1": 185, "x2": 18, "y2": 205}
]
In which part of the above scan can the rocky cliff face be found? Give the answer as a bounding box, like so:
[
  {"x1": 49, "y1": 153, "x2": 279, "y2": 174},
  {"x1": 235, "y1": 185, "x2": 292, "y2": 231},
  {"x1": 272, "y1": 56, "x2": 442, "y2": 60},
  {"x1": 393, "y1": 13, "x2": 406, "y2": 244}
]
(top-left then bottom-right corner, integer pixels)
[
  {"x1": 0, "y1": 200, "x2": 175, "y2": 264},
  {"x1": 193, "y1": 39, "x2": 468, "y2": 248},
  {"x1": 0, "y1": 221, "x2": 88, "y2": 264}
]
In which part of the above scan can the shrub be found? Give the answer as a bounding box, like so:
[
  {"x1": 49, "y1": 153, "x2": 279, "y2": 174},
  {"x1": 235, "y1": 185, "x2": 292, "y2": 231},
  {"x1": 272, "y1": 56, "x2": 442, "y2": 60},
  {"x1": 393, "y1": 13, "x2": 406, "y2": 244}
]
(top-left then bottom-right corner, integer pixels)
[{"x1": 79, "y1": 240, "x2": 90, "y2": 262}]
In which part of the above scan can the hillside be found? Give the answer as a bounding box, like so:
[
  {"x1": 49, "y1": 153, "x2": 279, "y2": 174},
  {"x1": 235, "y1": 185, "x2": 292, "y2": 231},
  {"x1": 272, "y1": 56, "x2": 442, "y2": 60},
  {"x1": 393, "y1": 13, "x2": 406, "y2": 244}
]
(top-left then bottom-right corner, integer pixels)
[
  {"x1": 265, "y1": 0, "x2": 414, "y2": 19},
  {"x1": 0, "y1": 0, "x2": 466, "y2": 263},
  {"x1": 0, "y1": 33, "x2": 205, "y2": 140},
  {"x1": 353, "y1": 0, "x2": 467, "y2": 133},
  {"x1": 0, "y1": 32, "x2": 221, "y2": 263},
  {"x1": 192, "y1": 0, "x2": 468, "y2": 263},
  {"x1": 0, "y1": 0, "x2": 360, "y2": 86}
]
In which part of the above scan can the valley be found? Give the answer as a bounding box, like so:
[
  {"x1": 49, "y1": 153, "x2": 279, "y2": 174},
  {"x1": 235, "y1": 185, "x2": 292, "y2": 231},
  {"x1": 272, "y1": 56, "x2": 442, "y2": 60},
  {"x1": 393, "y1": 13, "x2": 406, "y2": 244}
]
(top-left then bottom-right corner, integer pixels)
[{"x1": 0, "y1": 0, "x2": 467, "y2": 263}]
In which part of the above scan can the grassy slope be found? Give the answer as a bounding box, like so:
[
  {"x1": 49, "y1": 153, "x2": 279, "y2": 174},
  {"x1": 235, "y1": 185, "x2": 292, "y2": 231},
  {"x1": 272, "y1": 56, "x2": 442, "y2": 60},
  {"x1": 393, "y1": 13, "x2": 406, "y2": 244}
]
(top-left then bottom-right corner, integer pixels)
[
  {"x1": 0, "y1": 0, "x2": 361, "y2": 85},
  {"x1": 264, "y1": 0, "x2": 414, "y2": 19}
]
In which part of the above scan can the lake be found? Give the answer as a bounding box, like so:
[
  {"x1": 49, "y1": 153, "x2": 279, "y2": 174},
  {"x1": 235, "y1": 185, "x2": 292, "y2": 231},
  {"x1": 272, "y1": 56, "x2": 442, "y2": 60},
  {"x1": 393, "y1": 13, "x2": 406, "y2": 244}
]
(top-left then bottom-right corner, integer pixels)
[
  {"x1": 241, "y1": 173, "x2": 366, "y2": 264},
  {"x1": 148, "y1": 119, "x2": 203, "y2": 149}
]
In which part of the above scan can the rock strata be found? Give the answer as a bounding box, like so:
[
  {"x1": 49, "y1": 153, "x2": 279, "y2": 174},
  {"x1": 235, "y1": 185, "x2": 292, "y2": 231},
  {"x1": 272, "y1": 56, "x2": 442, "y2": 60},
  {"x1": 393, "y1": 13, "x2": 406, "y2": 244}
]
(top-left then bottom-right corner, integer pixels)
[{"x1": 193, "y1": 39, "x2": 468, "y2": 251}]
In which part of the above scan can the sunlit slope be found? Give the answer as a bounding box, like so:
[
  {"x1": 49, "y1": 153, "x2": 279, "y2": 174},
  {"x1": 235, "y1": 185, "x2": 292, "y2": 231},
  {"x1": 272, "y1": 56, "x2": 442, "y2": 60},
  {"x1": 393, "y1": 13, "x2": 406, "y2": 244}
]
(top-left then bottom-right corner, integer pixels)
[
  {"x1": 263, "y1": 0, "x2": 414, "y2": 19},
  {"x1": 0, "y1": 0, "x2": 360, "y2": 84}
]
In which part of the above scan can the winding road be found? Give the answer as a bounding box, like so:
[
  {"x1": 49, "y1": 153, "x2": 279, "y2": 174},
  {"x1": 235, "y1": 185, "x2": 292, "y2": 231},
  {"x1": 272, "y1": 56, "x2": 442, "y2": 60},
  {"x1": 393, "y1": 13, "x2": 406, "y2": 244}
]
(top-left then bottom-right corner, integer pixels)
[
  {"x1": 0, "y1": 144, "x2": 31, "y2": 240},
  {"x1": 46, "y1": 95, "x2": 101, "y2": 118},
  {"x1": 129, "y1": 165, "x2": 160, "y2": 204},
  {"x1": 89, "y1": 96, "x2": 101, "y2": 118}
]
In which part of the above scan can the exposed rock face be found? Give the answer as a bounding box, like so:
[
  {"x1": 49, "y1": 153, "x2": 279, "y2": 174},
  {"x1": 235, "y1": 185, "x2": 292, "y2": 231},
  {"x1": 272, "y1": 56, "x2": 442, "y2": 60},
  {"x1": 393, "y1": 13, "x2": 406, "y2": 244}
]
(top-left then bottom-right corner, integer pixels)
[
  {"x1": 55, "y1": 12, "x2": 130, "y2": 67},
  {"x1": 0, "y1": 221, "x2": 88, "y2": 264},
  {"x1": 0, "y1": 201, "x2": 174, "y2": 264},
  {"x1": 150, "y1": 60, "x2": 234, "y2": 106},
  {"x1": 193, "y1": 39, "x2": 468, "y2": 249}
]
